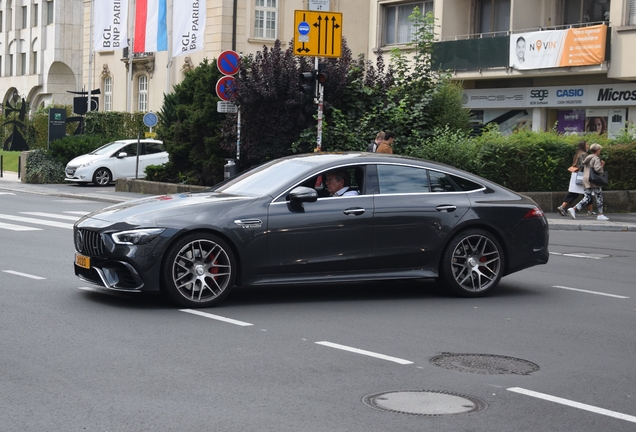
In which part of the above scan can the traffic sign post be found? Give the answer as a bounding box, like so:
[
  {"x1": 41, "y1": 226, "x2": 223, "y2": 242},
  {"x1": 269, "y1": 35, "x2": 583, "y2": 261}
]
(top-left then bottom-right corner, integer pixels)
[{"x1": 294, "y1": 10, "x2": 342, "y2": 58}]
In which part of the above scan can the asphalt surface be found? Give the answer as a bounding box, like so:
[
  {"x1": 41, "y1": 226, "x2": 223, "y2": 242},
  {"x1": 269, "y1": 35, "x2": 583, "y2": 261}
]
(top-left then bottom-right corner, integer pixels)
[{"x1": 2, "y1": 170, "x2": 636, "y2": 232}]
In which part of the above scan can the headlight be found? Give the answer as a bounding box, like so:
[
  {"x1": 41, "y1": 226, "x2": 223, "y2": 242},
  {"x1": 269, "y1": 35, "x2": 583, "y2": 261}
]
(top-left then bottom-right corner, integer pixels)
[
  {"x1": 79, "y1": 160, "x2": 97, "y2": 168},
  {"x1": 111, "y1": 228, "x2": 165, "y2": 245}
]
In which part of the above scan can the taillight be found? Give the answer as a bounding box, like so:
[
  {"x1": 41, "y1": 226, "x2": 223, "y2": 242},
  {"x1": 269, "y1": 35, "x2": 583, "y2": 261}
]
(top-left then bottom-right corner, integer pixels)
[{"x1": 523, "y1": 207, "x2": 545, "y2": 219}]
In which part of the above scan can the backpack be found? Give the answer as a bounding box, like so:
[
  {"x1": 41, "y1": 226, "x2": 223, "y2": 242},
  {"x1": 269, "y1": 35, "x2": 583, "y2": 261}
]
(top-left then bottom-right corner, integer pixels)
[{"x1": 366, "y1": 142, "x2": 376, "y2": 152}]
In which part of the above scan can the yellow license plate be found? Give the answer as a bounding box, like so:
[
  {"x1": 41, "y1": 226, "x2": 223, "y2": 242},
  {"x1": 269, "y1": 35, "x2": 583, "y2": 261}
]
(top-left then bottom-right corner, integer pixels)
[{"x1": 75, "y1": 253, "x2": 90, "y2": 269}]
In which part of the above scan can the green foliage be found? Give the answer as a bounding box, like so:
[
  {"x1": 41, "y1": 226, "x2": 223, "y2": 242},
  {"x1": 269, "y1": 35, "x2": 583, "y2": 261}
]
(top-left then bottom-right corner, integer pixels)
[
  {"x1": 24, "y1": 149, "x2": 65, "y2": 184},
  {"x1": 403, "y1": 126, "x2": 481, "y2": 173},
  {"x1": 0, "y1": 150, "x2": 20, "y2": 171},
  {"x1": 28, "y1": 105, "x2": 77, "y2": 150},
  {"x1": 85, "y1": 111, "x2": 147, "y2": 138},
  {"x1": 428, "y1": 79, "x2": 472, "y2": 133},
  {"x1": 156, "y1": 58, "x2": 229, "y2": 185},
  {"x1": 49, "y1": 134, "x2": 115, "y2": 166}
]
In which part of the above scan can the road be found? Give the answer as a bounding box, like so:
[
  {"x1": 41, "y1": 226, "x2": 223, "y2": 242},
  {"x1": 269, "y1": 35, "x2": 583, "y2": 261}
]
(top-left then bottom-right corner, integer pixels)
[{"x1": 0, "y1": 191, "x2": 634, "y2": 431}]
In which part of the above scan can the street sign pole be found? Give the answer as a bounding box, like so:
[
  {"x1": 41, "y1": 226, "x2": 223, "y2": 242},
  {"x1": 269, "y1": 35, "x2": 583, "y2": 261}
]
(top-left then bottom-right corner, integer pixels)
[
  {"x1": 315, "y1": 57, "x2": 323, "y2": 152},
  {"x1": 237, "y1": 109, "x2": 241, "y2": 160}
]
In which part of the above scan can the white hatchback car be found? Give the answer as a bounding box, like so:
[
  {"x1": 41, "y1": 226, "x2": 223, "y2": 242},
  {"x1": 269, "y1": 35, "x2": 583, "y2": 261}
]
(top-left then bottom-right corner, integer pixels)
[{"x1": 65, "y1": 139, "x2": 169, "y2": 186}]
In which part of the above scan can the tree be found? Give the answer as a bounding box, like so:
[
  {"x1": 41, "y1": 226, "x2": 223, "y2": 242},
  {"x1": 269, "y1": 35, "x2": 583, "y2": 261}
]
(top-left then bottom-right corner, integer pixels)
[{"x1": 156, "y1": 58, "x2": 230, "y2": 185}]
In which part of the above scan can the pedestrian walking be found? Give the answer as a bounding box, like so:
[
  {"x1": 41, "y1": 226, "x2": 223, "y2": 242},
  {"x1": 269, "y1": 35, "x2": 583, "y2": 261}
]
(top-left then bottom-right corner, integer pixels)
[
  {"x1": 568, "y1": 143, "x2": 609, "y2": 221},
  {"x1": 557, "y1": 141, "x2": 595, "y2": 216},
  {"x1": 367, "y1": 131, "x2": 384, "y2": 152},
  {"x1": 376, "y1": 131, "x2": 395, "y2": 154}
]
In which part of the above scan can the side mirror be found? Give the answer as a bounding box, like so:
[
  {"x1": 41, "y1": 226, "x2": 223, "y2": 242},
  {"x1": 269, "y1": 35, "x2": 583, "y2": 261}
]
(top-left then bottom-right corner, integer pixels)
[
  {"x1": 287, "y1": 186, "x2": 318, "y2": 203},
  {"x1": 117, "y1": 152, "x2": 128, "y2": 158}
]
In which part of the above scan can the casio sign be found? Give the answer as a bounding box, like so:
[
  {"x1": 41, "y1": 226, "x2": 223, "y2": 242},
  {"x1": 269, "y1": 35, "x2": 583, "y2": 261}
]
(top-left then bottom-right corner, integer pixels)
[
  {"x1": 556, "y1": 89, "x2": 584, "y2": 98},
  {"x1": 530, "y1": 89, "x2": 549, "y2": 101}
]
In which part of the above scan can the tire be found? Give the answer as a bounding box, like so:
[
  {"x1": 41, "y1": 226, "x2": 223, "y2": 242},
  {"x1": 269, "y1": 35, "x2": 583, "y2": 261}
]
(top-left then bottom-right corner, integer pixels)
[
  {"x1": 162, "y1": 233, "x2": 236, "y2": 308},
  {"x1": 439, "y1": 229, "x2": 504, "y2": 297},
  {"x1": 92, "y1": 168, "x2": 112, "y2": 186}
]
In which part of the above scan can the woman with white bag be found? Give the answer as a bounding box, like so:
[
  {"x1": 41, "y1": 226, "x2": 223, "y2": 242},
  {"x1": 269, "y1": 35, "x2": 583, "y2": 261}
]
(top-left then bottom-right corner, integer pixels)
[{"x1": 557, "y1": 141, "x2": 594, "y2": 216}]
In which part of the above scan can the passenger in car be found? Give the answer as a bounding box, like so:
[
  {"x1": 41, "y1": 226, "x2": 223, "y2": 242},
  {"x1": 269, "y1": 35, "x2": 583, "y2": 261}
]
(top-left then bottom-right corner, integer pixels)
[{"x1": 325, "y1": 170, "x2": 359, "y2": 197}]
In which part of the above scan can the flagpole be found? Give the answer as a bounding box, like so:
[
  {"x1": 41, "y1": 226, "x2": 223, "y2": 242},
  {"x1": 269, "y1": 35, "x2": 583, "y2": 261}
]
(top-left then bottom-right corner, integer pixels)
[
  {"x1": 127, "y1": 0, "x2": 135, "y2": 113},
  {"x1": 87, "y1": 0, "x2": 94, "y2": 113}
]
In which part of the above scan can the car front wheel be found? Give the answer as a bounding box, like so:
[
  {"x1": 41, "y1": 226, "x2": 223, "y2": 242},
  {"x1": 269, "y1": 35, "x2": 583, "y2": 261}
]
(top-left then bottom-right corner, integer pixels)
[
  {"x1": 439, "y1": 229, "x2": 504, "y2": 297},
  {"x1": 92, "y1": 168, "x2": 112, "y2": 186},
  {"x1": 162, "y1": 233, "x2": 236, "y2": 308}
]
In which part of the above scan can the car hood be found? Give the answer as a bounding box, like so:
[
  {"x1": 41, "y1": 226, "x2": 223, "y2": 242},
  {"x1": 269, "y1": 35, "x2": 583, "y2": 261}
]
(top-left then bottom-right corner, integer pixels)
[
  {"x1": 79, "y1": 192, "x2": 259, "y2": 226},
  {"x1": 67, "y1": 154, "x2": 101, "y2": 167}
]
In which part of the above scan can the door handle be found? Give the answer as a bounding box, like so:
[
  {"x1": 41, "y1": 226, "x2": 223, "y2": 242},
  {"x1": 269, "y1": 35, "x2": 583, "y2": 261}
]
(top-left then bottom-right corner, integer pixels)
[
  {"x1": 436, "y1": 205, "x2": 457, "y2": 212},
  {"x1": 343, "y1": 208, "x2": 365, "y2": 216}
]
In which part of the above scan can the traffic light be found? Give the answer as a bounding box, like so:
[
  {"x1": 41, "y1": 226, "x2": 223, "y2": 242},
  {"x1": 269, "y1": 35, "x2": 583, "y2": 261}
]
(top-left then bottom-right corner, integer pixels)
[
  {"x1": 299, "y1": 69, "x2": 317, "y2": 97},
  {"x1": 317, "y1": 62, "x2": 329, "y2": 84}
]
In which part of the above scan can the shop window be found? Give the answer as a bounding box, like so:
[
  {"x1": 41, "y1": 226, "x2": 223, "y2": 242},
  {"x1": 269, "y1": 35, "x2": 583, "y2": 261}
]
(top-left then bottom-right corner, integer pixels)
[
  {"x1": 383, "y1": 1, "x2": 433, "y2": 46},
  {"x1": 254, "y1": 0, "x2": 277, "y2": 39},
  {"x1": 563, "y1": 0, "x2": 610, "y2": 25},
  {"x1": 476, "y1": 0, "x2": 510, "y2": 37}
]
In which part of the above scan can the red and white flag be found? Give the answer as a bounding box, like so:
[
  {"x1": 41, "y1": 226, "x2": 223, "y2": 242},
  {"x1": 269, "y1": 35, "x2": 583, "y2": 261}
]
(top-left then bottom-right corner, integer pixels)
[{"x1": 134, "y1": 0, "x2": 168, "y2": 53}]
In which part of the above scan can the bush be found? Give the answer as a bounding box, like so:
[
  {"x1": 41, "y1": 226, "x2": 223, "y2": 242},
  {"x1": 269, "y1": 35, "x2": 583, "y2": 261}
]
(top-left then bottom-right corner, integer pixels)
[
  {"x1": 49, "y1": 135, "x2": 114, "y2": 166},
  {"x1": 25, "y1": 149, "x2": 65, "y2": 184}
]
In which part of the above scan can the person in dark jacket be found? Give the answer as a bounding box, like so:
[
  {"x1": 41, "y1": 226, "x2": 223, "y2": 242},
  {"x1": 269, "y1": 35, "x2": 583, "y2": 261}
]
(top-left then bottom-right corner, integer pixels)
[{"x1": 367, "y1": 131, "x2": 384, "y2": 152}]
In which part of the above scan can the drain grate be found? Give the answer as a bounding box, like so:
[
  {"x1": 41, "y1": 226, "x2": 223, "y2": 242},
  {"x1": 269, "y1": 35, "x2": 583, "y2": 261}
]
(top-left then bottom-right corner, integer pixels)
[
  {"x1": 431, "y1": 353, "x2": 539, "y2": 375},
  {"x1": 363, "y1": 390, "x2": 487, "y2": 416}
]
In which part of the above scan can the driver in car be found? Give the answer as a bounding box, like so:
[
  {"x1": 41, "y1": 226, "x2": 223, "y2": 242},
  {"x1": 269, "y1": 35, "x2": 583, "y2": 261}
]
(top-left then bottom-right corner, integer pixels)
[{"x1": 325, "y1": 170, "x2": 359, "y2": 197}]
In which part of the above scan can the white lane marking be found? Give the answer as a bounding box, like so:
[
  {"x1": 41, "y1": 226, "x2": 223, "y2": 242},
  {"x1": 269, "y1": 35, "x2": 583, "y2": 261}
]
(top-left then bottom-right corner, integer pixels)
[
  {"x1": 2, "y1": 270, "x2": 46, "y2": 280},
  {"x1": 508, "y1": 387, "x2": 636, "y2": 424},
  {"x1": 78, "y1": 286, "x2": 129, "y2": 298},
  {"x1": 21, "y1": 212, "x2": 81, "y2": 221},
  {"x1": 315, "y1": 341, "x2": 414, "y2": 365},
  {"x1": 0, "y1": 192, "x2": 16, "y2": 195},
  {"x1": 552, "y1": 285, "x2": 629, "y2": 299},
  {"x1": 180, "y1": 309, "x2": 254, "y2": 327},
  {"x1": 549, "y1": 252, "x2": 603, "y2": 260},
  {"x1": 0, "y1": 221, "x2": 42, "y2": 231},
  {"x1": 0, "y1": 214, "x2": 74, "y2": 229}
]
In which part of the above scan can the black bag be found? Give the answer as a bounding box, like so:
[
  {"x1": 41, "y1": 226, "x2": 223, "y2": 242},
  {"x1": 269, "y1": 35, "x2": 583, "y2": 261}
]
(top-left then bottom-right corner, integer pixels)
[
  {"x1": 589, "y1": 169, "x2": 608, "y2": 187},
  {"x1": 366, "y1": 142, "x2": 376, "y2": 152}
]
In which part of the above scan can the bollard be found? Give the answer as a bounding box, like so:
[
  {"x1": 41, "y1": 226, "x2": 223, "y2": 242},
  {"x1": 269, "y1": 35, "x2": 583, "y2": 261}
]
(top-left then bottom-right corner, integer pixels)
[
  {"x1": 18, "y1": 156, "x2": 21, "y2": 179},
  {"x1": 1, "y1": 154, "x2": 3, "y2": 178}
]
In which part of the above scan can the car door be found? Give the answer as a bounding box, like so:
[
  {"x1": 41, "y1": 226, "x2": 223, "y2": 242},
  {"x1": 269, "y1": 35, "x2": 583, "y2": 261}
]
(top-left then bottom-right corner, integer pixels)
[
  {"x1": 139, "y1": 142, "x2": 169, "y2": 175},
  {"x1": 370, "y1": 164, "x2": 470, "y2": 271},
  {"x1": 111, "y1": 143, "x2": 139, "y2": 179},
  {"x1": 266, "y1": 167, "x2": 374, "y2": 276}
]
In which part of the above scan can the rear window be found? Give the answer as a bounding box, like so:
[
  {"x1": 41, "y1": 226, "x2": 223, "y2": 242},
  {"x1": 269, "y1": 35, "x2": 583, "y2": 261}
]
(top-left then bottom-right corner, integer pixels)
[{"x1": 429, "y1": 171, "x2": 483, "y2": 192}]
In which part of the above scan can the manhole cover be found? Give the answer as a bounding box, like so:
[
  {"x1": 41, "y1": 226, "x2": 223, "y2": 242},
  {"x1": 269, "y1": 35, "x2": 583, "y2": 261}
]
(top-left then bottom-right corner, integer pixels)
[
  {"x1": 363, "y1": 390, "x2": 487, "y2": 416},
  {"x1": 431, "y1": 353, "x2": 539, "y2": 375}
]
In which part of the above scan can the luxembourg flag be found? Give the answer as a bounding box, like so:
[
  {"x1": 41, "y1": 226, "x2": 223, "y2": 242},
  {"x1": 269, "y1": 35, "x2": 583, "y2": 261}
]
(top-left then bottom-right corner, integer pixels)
[{"x1": 134, "y1": 0, "x2": 168, "y2": 53}]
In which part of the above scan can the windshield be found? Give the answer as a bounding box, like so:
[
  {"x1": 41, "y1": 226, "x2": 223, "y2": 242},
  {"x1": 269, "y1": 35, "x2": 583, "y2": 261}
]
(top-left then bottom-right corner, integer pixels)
[
  {"x1": 89, "y1": 142, "x2": 125, "y2": 155},
  {"x1": 213, "y1": 159, "x2": 319, "y2": 196}
]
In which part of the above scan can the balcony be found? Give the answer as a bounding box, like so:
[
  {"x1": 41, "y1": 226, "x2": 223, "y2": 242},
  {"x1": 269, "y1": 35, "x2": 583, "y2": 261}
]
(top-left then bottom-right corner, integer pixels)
[
  {"x1": 121, "y1": 48, "x2": 156, "y2": 77},
  {"x1": 432, "y1": 23, "x2": 611, "y2": 73}
]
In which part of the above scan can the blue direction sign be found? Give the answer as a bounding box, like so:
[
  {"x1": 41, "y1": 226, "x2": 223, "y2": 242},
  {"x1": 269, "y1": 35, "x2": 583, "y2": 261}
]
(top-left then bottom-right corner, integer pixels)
[
  {"x1": 217, "y1": 50, "x2": 240, "y2": 76},
  {"x1": 216, "y1": 76, "x2": 237, "y2": 101}
]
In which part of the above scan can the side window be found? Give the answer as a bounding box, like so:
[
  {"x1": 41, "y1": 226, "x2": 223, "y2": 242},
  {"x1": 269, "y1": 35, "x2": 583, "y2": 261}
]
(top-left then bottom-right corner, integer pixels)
[
  {"x1": 299, "y1": 166, "x2": 365, "y2": 197},
  {"x1": 120, "y1": 144, "x2": 138, "y2": 157},
  {"x1": 144, "y1": 142, "x2": 164, "y2": 154},
  {"x1": 377, "y1": 165, "x2": 429, "y2": 194},
  {"x1": 430, "y1": 170, "x2": 484, "y2": 192}
]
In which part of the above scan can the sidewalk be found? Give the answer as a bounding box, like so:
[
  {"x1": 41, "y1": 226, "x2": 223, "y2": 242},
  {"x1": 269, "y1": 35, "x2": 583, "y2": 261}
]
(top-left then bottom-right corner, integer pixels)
[{"x1": 2, "y1": 170, "x2": 636, "y2": 232}]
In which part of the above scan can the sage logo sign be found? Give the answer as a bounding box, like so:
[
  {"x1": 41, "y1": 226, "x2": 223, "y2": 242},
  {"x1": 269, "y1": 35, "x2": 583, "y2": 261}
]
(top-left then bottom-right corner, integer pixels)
[{"x1": 529, "y1": 89, "x2": 549, "y2": 105}]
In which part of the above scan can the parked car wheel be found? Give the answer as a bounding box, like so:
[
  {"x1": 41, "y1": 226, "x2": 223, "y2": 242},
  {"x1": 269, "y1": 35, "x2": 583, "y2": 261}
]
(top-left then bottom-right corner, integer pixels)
[
  {"x1": 439, "y1": 229, "x2": 504, "y2": 297},
  {"x1": 92, "y1": 168, "x2": 112, "y2": 186},
  {"x1": 162, "y1": 233, "x2": 236, "y2": 308}
]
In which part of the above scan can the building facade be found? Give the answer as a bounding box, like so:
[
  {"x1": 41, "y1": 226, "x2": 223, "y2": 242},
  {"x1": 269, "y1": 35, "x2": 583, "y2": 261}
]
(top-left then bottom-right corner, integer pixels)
[{"x1": 1, "y1": 0, "x2": 83, "y2": 110}]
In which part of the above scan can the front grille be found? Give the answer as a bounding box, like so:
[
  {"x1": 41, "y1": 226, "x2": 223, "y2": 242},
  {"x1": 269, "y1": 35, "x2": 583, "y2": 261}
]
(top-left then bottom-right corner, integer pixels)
[{"x1": 75, "y1": 228, "x2": 105, "y2": 257}]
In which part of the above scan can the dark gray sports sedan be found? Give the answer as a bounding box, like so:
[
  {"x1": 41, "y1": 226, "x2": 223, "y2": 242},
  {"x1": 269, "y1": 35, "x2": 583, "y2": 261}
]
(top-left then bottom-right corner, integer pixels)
[{"x1": 73, "y1": 152, "x2": 549, "y2": 307}]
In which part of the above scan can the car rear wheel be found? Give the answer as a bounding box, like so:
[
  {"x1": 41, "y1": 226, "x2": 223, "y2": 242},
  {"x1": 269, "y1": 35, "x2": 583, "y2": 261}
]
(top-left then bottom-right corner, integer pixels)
[
  {"x1": 162, "y1": 233, "x2": 236, "y2": 308},
  {"x1": 439, "y1": 229, "x2": 503, "y2": 297},
  {"x1": 92, "y1": 168, "x2": 112, "y2": 186}
]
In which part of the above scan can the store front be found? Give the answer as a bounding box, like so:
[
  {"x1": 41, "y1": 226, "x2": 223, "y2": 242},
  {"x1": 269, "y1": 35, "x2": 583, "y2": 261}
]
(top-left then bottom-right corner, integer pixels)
[{"x1": 463, "y1": 83, "x2": 636, "y2": 137}]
